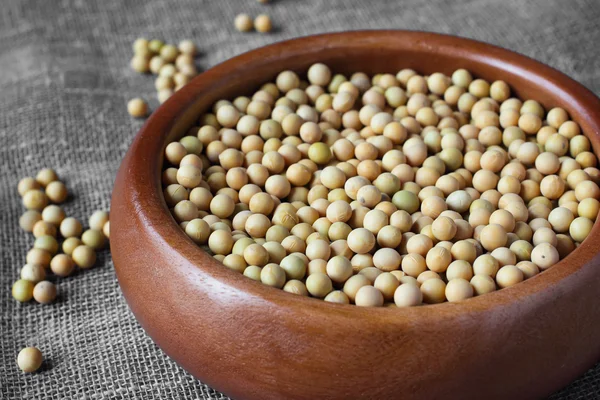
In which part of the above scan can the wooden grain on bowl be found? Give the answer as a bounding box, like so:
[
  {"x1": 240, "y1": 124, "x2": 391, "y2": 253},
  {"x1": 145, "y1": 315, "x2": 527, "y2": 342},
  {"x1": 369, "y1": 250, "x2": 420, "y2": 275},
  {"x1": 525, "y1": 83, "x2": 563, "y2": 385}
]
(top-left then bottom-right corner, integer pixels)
[{"x1": 111, "y1": 31, "x2": 600, "y2": 400}]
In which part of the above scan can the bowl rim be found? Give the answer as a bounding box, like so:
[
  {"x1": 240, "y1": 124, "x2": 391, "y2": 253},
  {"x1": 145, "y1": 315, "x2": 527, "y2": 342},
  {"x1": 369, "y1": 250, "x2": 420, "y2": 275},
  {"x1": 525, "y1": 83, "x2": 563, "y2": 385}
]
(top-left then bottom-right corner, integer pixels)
[{"x1": 119, "y1": 29, "x2": 600, "y2": 318}]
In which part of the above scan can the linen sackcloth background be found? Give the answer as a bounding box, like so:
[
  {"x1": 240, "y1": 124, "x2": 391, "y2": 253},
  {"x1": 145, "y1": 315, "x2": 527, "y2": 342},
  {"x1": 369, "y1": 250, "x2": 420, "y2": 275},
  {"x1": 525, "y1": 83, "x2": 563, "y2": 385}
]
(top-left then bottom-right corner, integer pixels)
[{"x1": 1, "y1": 0, "x2": 600, "y2": 398}]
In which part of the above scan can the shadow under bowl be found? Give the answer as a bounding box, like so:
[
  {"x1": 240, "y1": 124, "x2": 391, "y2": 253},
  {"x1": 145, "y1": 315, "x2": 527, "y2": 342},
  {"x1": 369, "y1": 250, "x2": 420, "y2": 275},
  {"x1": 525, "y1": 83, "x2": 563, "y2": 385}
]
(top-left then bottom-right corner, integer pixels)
[{"x1": 111, "y1": 30, "x2": 600, "y2": 400}]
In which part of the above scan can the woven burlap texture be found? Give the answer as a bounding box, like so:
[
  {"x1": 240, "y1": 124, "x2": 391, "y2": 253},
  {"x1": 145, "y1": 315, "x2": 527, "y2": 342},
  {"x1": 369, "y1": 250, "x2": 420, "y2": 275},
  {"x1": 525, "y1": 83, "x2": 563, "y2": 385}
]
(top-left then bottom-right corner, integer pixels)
[{"x1": 1, "y1": 0, "x2": 600, "y2": 398}]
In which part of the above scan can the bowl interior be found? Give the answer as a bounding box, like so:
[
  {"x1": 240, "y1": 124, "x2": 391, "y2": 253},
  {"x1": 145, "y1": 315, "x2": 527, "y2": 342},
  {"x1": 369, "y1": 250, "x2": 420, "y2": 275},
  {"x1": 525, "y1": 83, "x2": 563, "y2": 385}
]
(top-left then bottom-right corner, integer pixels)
[{"x1": 142, "y1": 30, "x2": 600, "y2": 312}]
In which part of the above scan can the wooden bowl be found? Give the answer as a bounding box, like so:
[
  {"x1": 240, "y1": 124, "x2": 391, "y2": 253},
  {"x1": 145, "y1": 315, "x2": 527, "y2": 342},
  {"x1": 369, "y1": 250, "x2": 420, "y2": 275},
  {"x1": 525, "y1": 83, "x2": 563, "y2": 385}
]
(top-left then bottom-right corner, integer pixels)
[{"x1": 111, "y1": 31, "x2": 600, "y2": 400}]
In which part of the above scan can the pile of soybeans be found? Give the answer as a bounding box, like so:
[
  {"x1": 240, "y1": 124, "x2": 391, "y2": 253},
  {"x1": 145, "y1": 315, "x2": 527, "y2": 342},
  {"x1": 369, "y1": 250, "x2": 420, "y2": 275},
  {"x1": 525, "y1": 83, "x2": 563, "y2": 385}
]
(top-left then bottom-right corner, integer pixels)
[{"x1": 160, "y1": 63, "x2": 599, "y2": 307}]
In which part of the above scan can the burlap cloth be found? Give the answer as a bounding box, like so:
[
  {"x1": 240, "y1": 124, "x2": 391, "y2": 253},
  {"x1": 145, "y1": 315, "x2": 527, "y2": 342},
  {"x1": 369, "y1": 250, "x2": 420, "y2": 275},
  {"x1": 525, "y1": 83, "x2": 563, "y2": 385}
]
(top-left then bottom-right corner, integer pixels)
[{"x1": 1, "y1": 0, "x2": 599, "y2": 398}]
